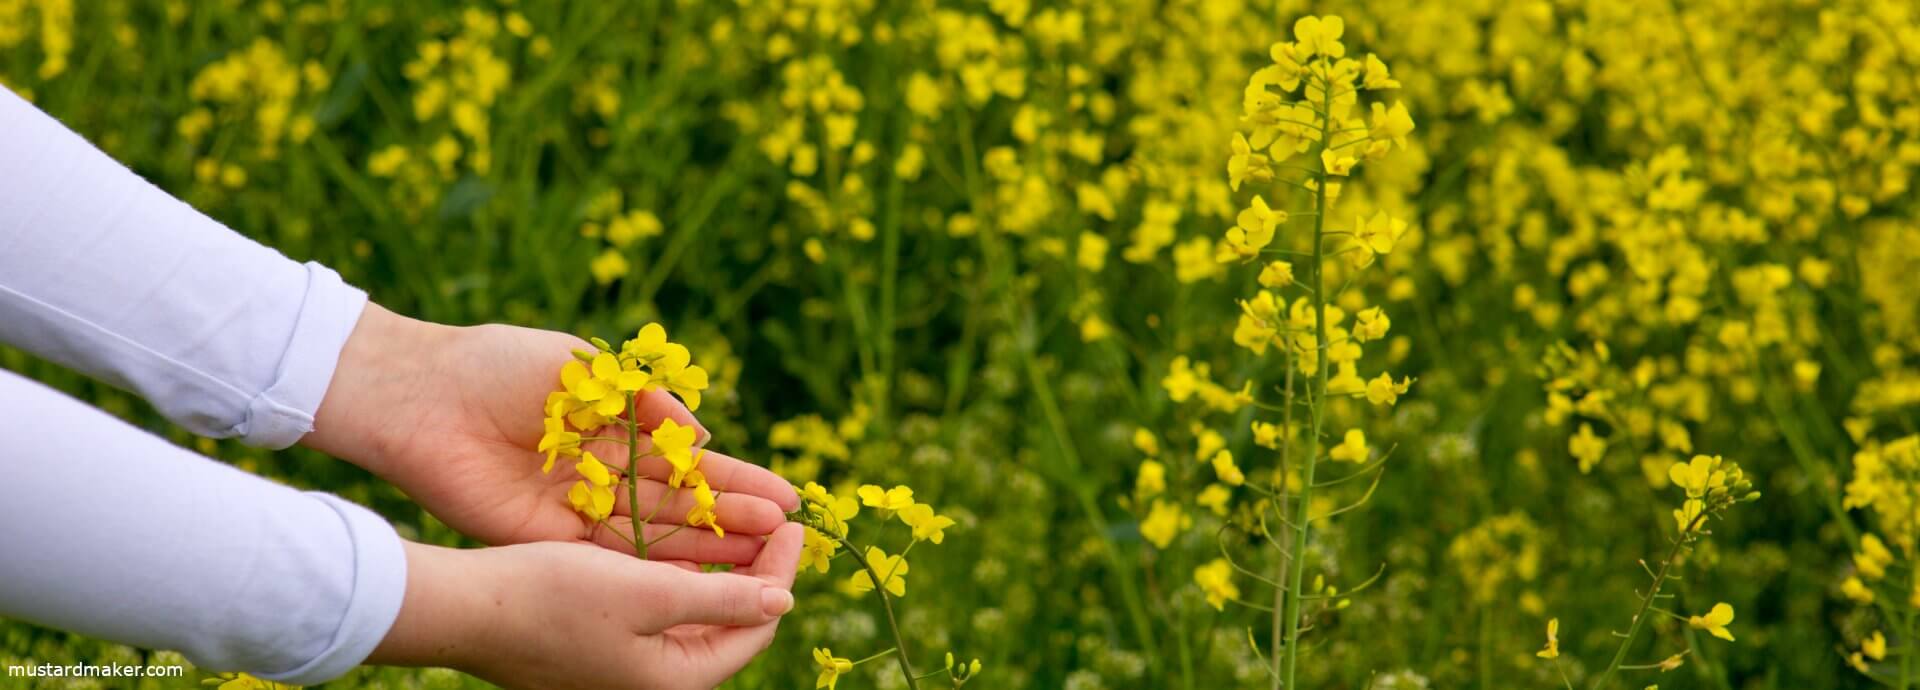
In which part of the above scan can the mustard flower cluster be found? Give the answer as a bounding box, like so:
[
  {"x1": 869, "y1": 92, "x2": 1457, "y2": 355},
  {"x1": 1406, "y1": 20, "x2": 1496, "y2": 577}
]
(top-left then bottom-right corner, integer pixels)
[
  {"x1": 1122, "y1": 14, "x2": 1420, "y2": 689},
  {"x1": 795, "y1": 482, "x2": 977, "y2": 690},
  {"x1": 1539, "y1": 453, "x2": 1758, "y2": 688},
  {"x1": 537, "y1": 324, "x2": 717, "y2": 551}
]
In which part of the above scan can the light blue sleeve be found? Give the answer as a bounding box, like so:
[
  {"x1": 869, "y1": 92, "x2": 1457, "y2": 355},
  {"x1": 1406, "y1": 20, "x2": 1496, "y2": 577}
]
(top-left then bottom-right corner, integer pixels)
[
  {"x1": 0, "y1": 369, "x2": 407, "y2": 684},
  {"x1": 0, "y1": 84, "x2": 366, "y2": 450}
]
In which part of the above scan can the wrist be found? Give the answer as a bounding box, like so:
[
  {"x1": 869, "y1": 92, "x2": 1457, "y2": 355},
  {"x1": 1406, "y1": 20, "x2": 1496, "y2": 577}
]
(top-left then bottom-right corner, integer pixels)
[
  {"x1": 366, "y1": 542, "x2": 487, "y2": 670},
  {"x1": 304, "y1": 303, "x2": 451, "y2": 476}
]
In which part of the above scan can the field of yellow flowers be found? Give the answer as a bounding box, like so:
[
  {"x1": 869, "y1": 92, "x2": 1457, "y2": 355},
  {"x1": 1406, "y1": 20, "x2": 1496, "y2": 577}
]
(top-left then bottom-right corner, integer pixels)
[{"x1": 5, "y1": 0, "x2": 1920, "y2": 688}]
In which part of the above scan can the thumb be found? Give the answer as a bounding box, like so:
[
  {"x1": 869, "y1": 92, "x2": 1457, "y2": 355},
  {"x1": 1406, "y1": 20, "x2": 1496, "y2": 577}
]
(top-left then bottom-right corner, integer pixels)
[{"x1": 661, "y1": 570, "x2": 795, "y2": 628}]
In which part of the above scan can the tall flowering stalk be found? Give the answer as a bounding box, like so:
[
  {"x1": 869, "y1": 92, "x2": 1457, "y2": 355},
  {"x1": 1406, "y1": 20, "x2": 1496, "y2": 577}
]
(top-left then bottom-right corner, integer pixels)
[
  {"x1": 1532, "y1": 452, "x2": 1757, "y2": 689},
  {"x1": 536, "y1": 324, "x2": 721, "y2": 554},
  {"x1": 1531, "y1": 344, "x2": 1760, "y2": 688},
  {"x1": 1211, "y1": 14, "x2": 1416, "y2": 689},
  {"x1": 794, "y1": 483, "x2": 980, "y2": 690}
]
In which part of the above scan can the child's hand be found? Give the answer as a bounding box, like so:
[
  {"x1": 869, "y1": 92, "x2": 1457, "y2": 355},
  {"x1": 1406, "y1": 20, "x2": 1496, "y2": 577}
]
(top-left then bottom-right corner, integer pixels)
[
  {"x1": 372, "y1": 523, "x2": 804, "y2": 690},
  {"x1": 306, "y1": 306, "x2": 802, "y2": 562}
]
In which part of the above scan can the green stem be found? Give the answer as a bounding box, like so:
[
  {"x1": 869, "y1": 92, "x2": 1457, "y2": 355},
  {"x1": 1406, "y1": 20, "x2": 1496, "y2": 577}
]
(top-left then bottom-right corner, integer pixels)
[
  {"x1": 841, "y1": 539, "x2": 921, "y2": 690},
  {"x1": 644, "y1": 523, "x2": 688, "y2": 549},
  {"x1": 1590, "y1": 517, "x2": 1701, "y2": 690},
  {"x1": 1271, "y1": 344, "x2": 1295, "y2": 689},
  {"x1": 1280, "y1": 59, "x2": 1336, "y2": 689},
  {"x1": 853, "y1": 648, "x2": 899, "y2": 667},
  {"x1": 625, "y1": 392, "x2": 645, "y2": 559}
]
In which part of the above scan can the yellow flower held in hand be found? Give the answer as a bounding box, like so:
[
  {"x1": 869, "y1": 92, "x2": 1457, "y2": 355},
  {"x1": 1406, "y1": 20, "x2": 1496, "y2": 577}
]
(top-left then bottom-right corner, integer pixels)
[
  {"x1": 801, "y1": 482, "x2": 861, "y2": 536},
  {"x1": 566, "y1": 451, "x2": 616, "y2": 522},
  {"x1": 652, "y1": 418, "x2": 701, "y2": 487},
  {"x1": 647, "y1": 343, "x2": 711, "y2": 412},
  {"x1": 800, "y1": 525, "x2": 838, "y2": 574},
  {"x1": 560, "y1": 353, "x2": 627, "y2": 418},
  {"x1": 687, "y1": 479, "x2": 723, "y2": 538},
  {"x1": 537, "y1": 416, "x2": 580, "y2": 473}
]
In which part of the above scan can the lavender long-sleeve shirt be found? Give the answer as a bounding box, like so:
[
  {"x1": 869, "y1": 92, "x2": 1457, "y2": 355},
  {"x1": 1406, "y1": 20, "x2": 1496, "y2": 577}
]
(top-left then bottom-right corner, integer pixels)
[{"x1": 0, "y1": 85, "x2": 404, "y2": 685}]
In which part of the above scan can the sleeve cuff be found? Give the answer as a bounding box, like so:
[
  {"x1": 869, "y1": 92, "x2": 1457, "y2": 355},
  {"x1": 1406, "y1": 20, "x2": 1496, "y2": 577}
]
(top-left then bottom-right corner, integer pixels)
[
  {"x1": 235, "y1": 262, "x2": 368, "y2": 449},
  {"x1": 255, "y1": 493, "x2": 408, "y2": 686}
]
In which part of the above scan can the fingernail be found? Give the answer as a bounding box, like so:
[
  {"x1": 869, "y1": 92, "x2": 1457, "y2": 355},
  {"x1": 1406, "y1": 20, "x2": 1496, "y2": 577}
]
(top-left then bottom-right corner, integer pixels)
[{"x1": 761, "y1": 587, "x2": 794, "y2": 616}]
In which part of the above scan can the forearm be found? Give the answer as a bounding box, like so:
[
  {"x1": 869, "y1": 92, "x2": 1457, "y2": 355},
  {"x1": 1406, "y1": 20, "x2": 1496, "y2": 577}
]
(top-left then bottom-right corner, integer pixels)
[
  {"x1": 0, "y1": 85, "x2": 365, "y2": 450},
  {"x1": 0, "y1": 370, "x2": 406, "y2": 685}
]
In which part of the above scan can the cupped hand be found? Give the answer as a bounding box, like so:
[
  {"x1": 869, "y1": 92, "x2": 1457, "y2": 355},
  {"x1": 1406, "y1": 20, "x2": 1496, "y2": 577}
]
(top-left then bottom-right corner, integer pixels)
[
  {"x1": 372, "y1": 523, "x2": 806, "y2": 690},
  {"x1": 306, "y1": 305, "x2": 800, "y2": 562}
]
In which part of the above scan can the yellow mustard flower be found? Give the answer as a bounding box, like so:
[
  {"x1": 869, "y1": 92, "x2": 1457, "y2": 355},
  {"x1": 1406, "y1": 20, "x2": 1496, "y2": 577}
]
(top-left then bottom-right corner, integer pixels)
[
  {"x1": 687, "y1": 479, "x2": 723, "y2": 538},
  {"x1": 1136, "y1": 460, "x2": 1167, "y2": 498},
  {"x1": 537, "y1": 416, "x2": 580, "y2": 473},
  {"x1": 1536, "y1": 618, "x2": 1559, "y2": 659},
  {"x1": 1228, "y1": 132, "x2": 1272, "y2": 191},
  {"x1": 566, "y1": 451, "x2": 616, "y2": 522},
  {"x1": 1292, "y1": 15, "x2": 1345, "y2": 58},
  {"x1": 1211, "y1": 450, "x2": 1245, "y2": 486},
  {"x1": 849, "y1": 546, "x2": 909, "y2": 597},
  {"x1": 1688, "y1": 603, "x2": 1736, "y2": 641},
  {"x1": 1668, "y1": 454, "x2": 1726, "y2": 498},
  {"x1": 1194, "y1": 559, "x2": 1240, "y2": 611},
  {"x1": 1139, "y1": 499, "x2": 1190, "y2": 549},
  {"x1": 800, "y1": 525, "x2": 837, "y2": 574},
  {"x1": 1330, "y1": 429, "x2": 1369, "y2": 463},
  {"x1": 1569, "y1": 423, "x2": 1607, "y2": 473},
  {"x1": 646, "y1": 343, "x2": 711, "y2": 412},
  {"x1": 652, "y1": 418, "x2": 702, "y2": 487},
  {"x1": 802, "y1": 482, "x2": 861, "y2": 537},
  {"x1": 813, "y1": 648, "x2": 853, "y2": 689},
  {"x1": 1857, "y1": 534, "x2": 1894, "y2": 580},
  {"x1": 561, "y1": 353, "x2": 627, "y2": 418},
  {"x1": 1196, "y1": 484, "x2": 1232, "y2": 516},
  {"x1": 1361, "y1": 53, "x2": 1399, "y2": 90},
  {"x1": 1863, "y1": 630, "x2": 1888, "y2": 660},
  {"x1": 858, "y1": 484, "x2": 915, "y2": 517},
  {"x1": 1366, "y1": 373, "x2": 1411, "y2": 406},
  {"x1": 900, "y1": 503, "x2": 956, "y2": 544},
  {"x1": 1258, "y1": 260, "x2": 1294, "y2": 288}
]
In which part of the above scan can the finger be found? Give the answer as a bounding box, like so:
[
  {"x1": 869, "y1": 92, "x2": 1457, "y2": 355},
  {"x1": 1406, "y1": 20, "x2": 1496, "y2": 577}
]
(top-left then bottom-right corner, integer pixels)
[
  {"x1": 631, "y1": 388, "x2": 708, "y2": 442},
  {"x1": 606, "y1": 478, "x2": 789, "y2": 534},
  {"x1": 634, "y1": 449, "x2": 800, "y2": 512},
  {"x1": 656, "y1": 570, "x2": 794, "y2": 628},
  {"x1": 659, "y1": 559, "x2": 702, "y2": 573},
  {"x1": 683, "y1": 524, "x2": 805, "y2": 670},
  {"x1": 732, "y1": 522, "x2": 804, "y2": 590},
  {"x1": 589, "y1": 518, "x2": 766, "y2": 565}
]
